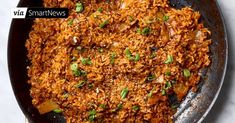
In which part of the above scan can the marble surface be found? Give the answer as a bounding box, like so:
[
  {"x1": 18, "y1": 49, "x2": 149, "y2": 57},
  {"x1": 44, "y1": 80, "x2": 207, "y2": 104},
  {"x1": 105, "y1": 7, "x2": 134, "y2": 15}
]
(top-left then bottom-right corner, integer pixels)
[{"x1": 0, "y1": 0, "x2": 234, "y2": 123}]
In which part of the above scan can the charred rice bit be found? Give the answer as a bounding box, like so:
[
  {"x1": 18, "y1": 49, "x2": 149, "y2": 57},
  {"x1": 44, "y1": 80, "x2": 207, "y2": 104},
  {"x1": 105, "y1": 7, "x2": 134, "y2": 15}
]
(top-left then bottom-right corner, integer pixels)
[{"x1": 25, "y1": 0, "x2": 211, "y2": 122}]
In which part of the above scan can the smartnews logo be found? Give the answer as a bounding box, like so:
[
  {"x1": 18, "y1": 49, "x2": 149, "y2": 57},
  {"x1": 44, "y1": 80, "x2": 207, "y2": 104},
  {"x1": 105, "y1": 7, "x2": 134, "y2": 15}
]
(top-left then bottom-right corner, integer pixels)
[{"x1": 11, "y1": 7, "x2": 69, "y2": 18}]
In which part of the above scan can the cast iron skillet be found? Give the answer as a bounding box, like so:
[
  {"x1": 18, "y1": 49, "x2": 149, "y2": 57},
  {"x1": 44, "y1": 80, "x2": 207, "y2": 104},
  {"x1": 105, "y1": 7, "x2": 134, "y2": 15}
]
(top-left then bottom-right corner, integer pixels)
[{"x1": 7, "y1": 0, "x2": 228, "y2": 123}]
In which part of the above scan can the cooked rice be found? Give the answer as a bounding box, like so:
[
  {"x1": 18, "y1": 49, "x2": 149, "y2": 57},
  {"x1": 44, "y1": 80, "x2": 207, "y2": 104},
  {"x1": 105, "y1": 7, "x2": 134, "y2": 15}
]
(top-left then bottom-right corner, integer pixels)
[{"x1": 25, "y1": 0, "x2": 211, "y2": 122}]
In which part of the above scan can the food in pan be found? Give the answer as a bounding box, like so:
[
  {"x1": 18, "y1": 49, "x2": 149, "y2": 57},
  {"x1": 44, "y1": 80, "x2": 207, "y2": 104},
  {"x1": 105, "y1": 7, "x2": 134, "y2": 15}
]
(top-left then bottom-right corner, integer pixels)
[{"x1": 25, "y1": 0, "x2": 211, "y2": 122}]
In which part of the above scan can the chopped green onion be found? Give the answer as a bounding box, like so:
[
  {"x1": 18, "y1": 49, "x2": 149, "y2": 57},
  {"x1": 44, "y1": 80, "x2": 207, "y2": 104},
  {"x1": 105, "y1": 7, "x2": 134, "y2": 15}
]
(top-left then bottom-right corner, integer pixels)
[
  {"x1": 97, "y1": 7, "x2": 103, "y2": 13},
  {"x1": 161, "y1": 89, "x2": 166, "y2": 95},
  {"x1": 76, "y1": 3, "x2": 84, "y2": 13},
  {"x1": 71, "y1": 63, "x2": 78, "y2": 71},
  {"x1": 110, "y1": 52, "x2": 116, "y2": 65},
  {"x1": 68, "y1": 19, "x2": 73, "y2": 25},
  {"x1": 117, "y1": 103, "x2": 123, "y2": 110},
  {"x1": 53, "y1": 109, "x2": 62, "y2": 113},
  {"x1": 134, "y1": 53, "x2": 140, "y2": 62},
  {"x1": 137, "y1": 28, "x2": 141, "y2": 34},
  {"x1": 81, "y1": 57, "x2": 92, "y2": 65},
  {"x1": 62, "y1": 93, "x2": 69, "y2": 98},
  {"x1": 183, "y1": 69, "x2": 191, "y2": 77},
  {"x1": 74, "y1": 80, "x2": 86, "y2": 88},
  {"x1": 125, "y1": 48, "x2": 133, "y2": 60},
  {"x1": 132, "y1": 105, "x2": 140, "y2": 111},
  {"x1": 120, "y1": 88, "x2": 129, "y2": 99},
  {"x1": 99, "y1": 20, "x2": 109, "y2": 28},
  {"x1": 111, "y1": 103, "x2": 122, "y2": 112},
  {"x1": 70, "y1": 63, "x2": 81, "y2": 76},
  {"x1": 98, "y1": 48, "x2": 103, "y2": 53},
  {"x1": 142, "y1": 27, "x2": 151, "y2": 35},
  {"x1": 99, "y1": 104, "x2": 106, "y2": 109},
  {"x1": 147, "y1": 74, "x2": 156, "y2": 81},
  {"x1": 165, "y1": 71, "x2": 171, "y2": 76},
  {"x1": 88, "y1": 109, "x2": 96, "y2": 122},
  {"x1": 164, "y1": 55, "x2": 173, "y2": 64},
  {"x1": 165, "y1": 81, "x2": 172, "y2": 89},
  {"x1": 147, "y1": 87, "x2": 156, "y2": 97},
  {"x1": 97, "y1": 7, "x2": 103, "y2": 12},
  {"x1": 163, "y1": 15, "x2": 169, "y2": 21}
]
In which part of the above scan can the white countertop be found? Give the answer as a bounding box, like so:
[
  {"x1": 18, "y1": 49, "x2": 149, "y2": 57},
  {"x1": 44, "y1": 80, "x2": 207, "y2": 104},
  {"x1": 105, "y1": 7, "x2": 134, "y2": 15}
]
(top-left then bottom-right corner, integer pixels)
[{"x1": 0, "y1": 0, "x2": 234, "y2": 123}]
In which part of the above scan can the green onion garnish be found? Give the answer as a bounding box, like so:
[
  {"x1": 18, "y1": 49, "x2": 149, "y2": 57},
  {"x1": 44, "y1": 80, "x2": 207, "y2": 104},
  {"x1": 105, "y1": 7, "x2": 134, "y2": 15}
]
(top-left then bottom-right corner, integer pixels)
[
  {"x1": 53, "y1": 109, "x2": 62, "y2": 113},
  {"x1": 132, "y1": 105, "x2": 140, "y2": 111},
  {"x1": 120, "y1": 88, "x2": 129, "y2": 99},
  {"x1": 165, "y1": 81, "x2": 172, "y2": 89},
  {"x1": 68, "y1": 19, "x2": 73, "y2": 25},
  {"x1": 147, "y1": 74, "x2": 156, "y2": 81},
  {"x1": 76, "y1": 3, "x2": 84, "y2": 13},
  {"x1": 183, "y1": 69, "x2": 191, "y2": 77},
  {"x1": 111, "y1": 103, "x2": 123, "y2": 112},
  {"x1": 100, "y1": 104, "x2": 106, "y2": 109},
  {"x1": 97, "y1": 7, "x2": 103, "y2": 12},
  {"x1": 110, "y1": 52, "x2": 116, "y2": 65},
  {"x1": 141, "y1": 27, "x2": 151, "y2": 35},
  {"x1": 134, "y1": 53, "x2": 140, "y2": 62},
  {"x1": 163, "y1": 15, "x2": 169, "y2": 21},
  {"x1": 161, "y1": 89, "x2": 166, "y2": 95},
  {"x1": 125, "y1": 48, "x2": 133, "y2": 60},
  {"x1": 88, "y1": 109, "x2": 96, "y2": 122},
  {"x1": 137, "y1": 28, "x2": 141, "y2": 34},
  {"x1": 98, "y1": 48, "x2": 103, "y2": 53},
  {"x1": 81, "y1": 57, "x2": 92, "y2": 65},
  {"x1": 164, "y1": 55, "x2": 173, "y2": 64},
  {"x1": 99, "y1": 20, "x2": 109, "y2": 28},
  {"x1": 74, "y1": 80, "x2": 86, "y2": 88},
  {"x1": 70, "y1": 63, "x2": 81, "y2": 76},
  {"x1": 165, "y1": 71, "x2": 171, "y2": 76}
]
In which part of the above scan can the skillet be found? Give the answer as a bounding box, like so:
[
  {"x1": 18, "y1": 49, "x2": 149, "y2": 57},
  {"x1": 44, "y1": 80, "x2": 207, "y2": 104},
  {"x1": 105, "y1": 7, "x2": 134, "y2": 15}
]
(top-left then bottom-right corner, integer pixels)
[{"x1": 7, "y1": 0, "x2": 228, "y2": 122}]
